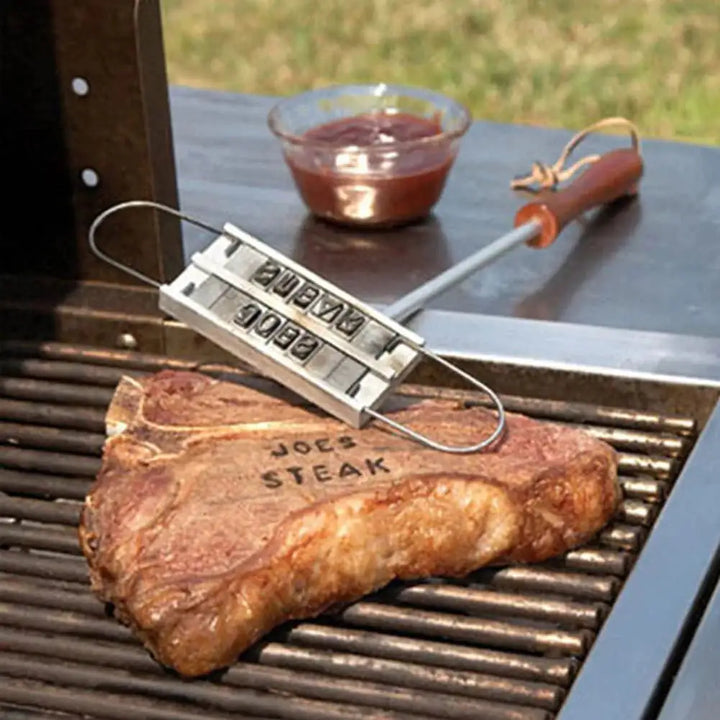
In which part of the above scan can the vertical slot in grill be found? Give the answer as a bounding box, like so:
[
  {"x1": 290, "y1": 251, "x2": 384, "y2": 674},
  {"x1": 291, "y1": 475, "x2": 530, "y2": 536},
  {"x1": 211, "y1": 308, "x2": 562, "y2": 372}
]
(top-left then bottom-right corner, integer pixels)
[{"x1": 0, "y1": 341, "x2": 698, "y2": 720}]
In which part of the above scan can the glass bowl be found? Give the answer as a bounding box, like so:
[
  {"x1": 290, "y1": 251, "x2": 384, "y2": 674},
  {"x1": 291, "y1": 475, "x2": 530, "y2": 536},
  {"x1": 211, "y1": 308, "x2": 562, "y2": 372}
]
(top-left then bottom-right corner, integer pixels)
[{"x1": 267, "y1": 83, "x2": 471, "y2": 228}]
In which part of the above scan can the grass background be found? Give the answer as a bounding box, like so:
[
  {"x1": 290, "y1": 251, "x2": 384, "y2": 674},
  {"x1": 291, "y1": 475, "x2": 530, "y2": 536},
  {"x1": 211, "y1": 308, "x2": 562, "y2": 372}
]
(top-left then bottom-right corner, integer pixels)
[{"x1": 161, "y1": 0, "x2": 720, "y2": 145}]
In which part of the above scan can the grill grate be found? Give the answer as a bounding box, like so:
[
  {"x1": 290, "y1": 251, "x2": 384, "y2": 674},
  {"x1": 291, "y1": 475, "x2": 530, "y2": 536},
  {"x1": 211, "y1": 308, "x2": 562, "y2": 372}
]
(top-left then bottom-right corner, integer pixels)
[{"x1": 0, "y1": 341, "x2": 698, "y2": 720}]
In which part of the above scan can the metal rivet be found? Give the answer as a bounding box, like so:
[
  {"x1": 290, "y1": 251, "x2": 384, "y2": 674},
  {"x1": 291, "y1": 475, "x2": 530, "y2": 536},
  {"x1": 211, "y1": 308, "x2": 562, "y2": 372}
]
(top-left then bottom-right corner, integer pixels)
[
  {"x1": 116, "y1": 333, "x2": 138, "y2": 350},
  {"x1": 81, "y1": 168, "x2": 100, "y2": 188},
  {"x1": 71, "y1": 77, "x2": 90, "y2": 96}
]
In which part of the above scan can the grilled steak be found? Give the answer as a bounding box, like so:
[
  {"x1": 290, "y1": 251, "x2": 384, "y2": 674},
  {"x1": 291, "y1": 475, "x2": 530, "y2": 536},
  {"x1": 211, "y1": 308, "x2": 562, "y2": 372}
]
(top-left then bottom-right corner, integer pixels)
[{"x1": 79, "y1": 370, "x2": 619, "y2": 677}]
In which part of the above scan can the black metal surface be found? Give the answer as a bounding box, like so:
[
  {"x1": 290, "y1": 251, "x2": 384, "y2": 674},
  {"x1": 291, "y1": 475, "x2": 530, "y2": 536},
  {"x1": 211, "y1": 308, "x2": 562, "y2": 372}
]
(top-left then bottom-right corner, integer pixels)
[
  {"x1": 1, "y1": 0, "x2": 183, "y2": 286},
  {"x1": 0, "y1": 342, "x2": 700, "y2": 719},
  {"x1": 0, "y1": 0, "x2": 75, "y2": 279}
]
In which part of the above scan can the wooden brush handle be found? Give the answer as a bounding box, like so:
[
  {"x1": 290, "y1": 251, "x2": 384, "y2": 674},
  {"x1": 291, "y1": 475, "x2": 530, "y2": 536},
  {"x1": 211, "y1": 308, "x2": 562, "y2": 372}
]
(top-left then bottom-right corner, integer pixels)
[{"x1": 514, "y1": 148, "x2": 644, "y2": 248}]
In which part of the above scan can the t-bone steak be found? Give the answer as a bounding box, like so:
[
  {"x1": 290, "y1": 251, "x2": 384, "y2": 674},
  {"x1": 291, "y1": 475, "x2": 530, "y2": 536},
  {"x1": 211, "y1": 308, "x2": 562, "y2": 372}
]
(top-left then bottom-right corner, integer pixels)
[{"x1": 79, "y1": 370, "x2": 620, "y2": 677}]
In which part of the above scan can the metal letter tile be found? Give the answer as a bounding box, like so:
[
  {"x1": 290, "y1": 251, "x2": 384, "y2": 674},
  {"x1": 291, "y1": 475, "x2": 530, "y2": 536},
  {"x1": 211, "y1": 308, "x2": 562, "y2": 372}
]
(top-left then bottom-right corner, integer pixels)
[
  {"x1": 253, "y1": 311, "x2": 284, "y2": 339},
  {"x1": 336, "y1": 307, "x2": 366, "y2": 338},
  {"x1": 234, "y1": 300, "x2": 264, "y2": 329},
  {"x1": 290, "y1": 332, "x2": 322, "y2": 363},
  {"x1": 273, "y1": 322, "x2": 302, "y2": 350},
  {"x1": 252, "y1": 260, "x2": 282, "y2": 287},
  {"x1": 292, "y1": 283, "x2": 321, "y2": 310},
  {"x1": 273, "y1": 271, "x2": 301, "y2": 298},
  {"x1": 312, "y1": 293, "x2": 345, "y2": 324}
]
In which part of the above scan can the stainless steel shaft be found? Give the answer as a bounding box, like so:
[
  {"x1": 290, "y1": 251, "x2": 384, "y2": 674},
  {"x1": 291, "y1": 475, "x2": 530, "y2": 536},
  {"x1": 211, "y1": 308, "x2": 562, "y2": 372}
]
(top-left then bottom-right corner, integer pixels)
[{"x1": 385, "y1": 220, "x2": 541, "y2": 323}]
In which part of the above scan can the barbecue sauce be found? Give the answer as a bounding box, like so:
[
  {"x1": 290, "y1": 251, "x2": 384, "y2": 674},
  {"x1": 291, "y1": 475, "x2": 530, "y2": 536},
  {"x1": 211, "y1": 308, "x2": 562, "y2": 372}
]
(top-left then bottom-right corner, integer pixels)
[{"x1": 285, "y1": 111, "x2": 456, "y2": 227}]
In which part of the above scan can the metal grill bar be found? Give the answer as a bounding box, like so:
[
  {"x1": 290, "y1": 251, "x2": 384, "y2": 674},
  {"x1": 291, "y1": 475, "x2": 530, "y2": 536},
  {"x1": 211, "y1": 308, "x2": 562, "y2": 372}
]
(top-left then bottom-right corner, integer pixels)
[
  {"x1": 0, "y1": 626, "x2": 167, "y2": 672},
  {"x1": 597, "y1": 524, "x2": 646, "y2": 552},
  {"x1": 0, "y1": 496, "x2": 82, "y2": 526},
  {"x1": 0, "y1": 469, "x2": 91, "y2": 500},
  {"x1": 0, "y1": 582, "x2": 574, "y2": 717},
  {"x1": 616, "y1": 453, "x2": 676, "y2": 480},
  {"x1": 0, "y1": 422, "x2": 105, "y2": 455},
  {"x1": 550, "y1": 548, "x2": 630, "y2": 576},
  {"x1": 619, "y1": 477, "x2": 668, "y2": 502},
  {"x1": 0, "y1": 570, "x2": 92, "y2": 595},
  {"x1": 0, "y1": 447, "x2": 101, "y2": 477},
  {"x1": 0, "y1": 550, "x2": 90, "y2": 584},
  {"x1": 0, "y1": 377, "x2": 115, "y2": 407},
  {"x1": 0, "y1": 340, "x2": 195, "y2": 373},
  {"x1": 0, "y1": 525, "x2": 81, "y2": 555},
  {"x1": 0, "y1": 602, "x2": 133, "y2": 642},
  {"x1": 0, "y1": 398, "x2": 105, "y2": 432},
  {"x1": 339, "y1": 603, "x2": 593, "y2": 656},
  {"x1": 283, "y1": 625, "x2": 578, "y2": 687},
  {"x1": 0, "y1": 580, "x2": 576, "y2": 687},
  {"x1": 481, "y1": 568, "x2": 620, "y2": 602},
  {"x1": 0, "y1": 579, "x2": 576, "y2": 687},
  {"x1": 616, "y1": 500, "x2": 658, "y2": 526},
  {"x1": 0, "y1": 341, "x2": 700, "y2": 720},
  {"x1": 382, "y1": 584, "x2": 606, "y2": 629},
  {"x1": 0, "y1": 359, "x2": 145, "y2": 386},
  {"x1": 0, "y1": 579, "x2": 106, "y2": 615}
]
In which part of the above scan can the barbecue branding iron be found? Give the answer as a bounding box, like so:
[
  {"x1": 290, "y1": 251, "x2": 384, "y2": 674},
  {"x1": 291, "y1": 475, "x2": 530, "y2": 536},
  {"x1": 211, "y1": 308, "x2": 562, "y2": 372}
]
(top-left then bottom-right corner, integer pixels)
[
  {"x1": 90, "y1": 203, "x2": 504, "y2": 453},
  {"x1": 89, "y1": 121, "x2": 642, "y2": 453}
]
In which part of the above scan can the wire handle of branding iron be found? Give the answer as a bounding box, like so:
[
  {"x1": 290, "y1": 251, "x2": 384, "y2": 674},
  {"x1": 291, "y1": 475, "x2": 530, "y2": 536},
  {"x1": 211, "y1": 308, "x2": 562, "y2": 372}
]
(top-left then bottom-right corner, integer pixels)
[
  {"x1": 511, "y1": 117, "x2": 641, "y2": 193},
  {"x1": 88, "y1": 200, "x2": 507, "y2": 454},
  {"x1": 88, "y1": 200, "x2": 224, "y2": 287},
  {"x1": 365, "y1": 348, "x2": 506, "y2": 453}
]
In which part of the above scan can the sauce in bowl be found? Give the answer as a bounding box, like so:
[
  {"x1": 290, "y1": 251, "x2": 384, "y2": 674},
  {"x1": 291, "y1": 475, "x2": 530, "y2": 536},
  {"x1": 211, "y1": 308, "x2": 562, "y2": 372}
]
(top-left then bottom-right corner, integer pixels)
[
  {"x1": 304, "y1": 111, "x2": 443, "y2": 145},
  {"x1": 283, "y1": 111, "x2": 458, "y2": 227}
]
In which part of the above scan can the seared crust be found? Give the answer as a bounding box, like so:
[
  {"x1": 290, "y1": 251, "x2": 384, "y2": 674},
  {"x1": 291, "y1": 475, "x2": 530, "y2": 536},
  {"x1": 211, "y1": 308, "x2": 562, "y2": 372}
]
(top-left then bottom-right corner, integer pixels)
[{"x1": 79, "y1": 370, "x2": 619, "y2": 676}]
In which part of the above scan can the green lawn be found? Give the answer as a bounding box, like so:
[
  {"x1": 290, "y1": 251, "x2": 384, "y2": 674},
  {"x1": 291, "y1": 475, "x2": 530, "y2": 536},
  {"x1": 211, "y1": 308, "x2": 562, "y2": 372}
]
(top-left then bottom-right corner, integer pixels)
[{"x1": 161, "y1": 0, "x2": 720, "y2": 144}]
